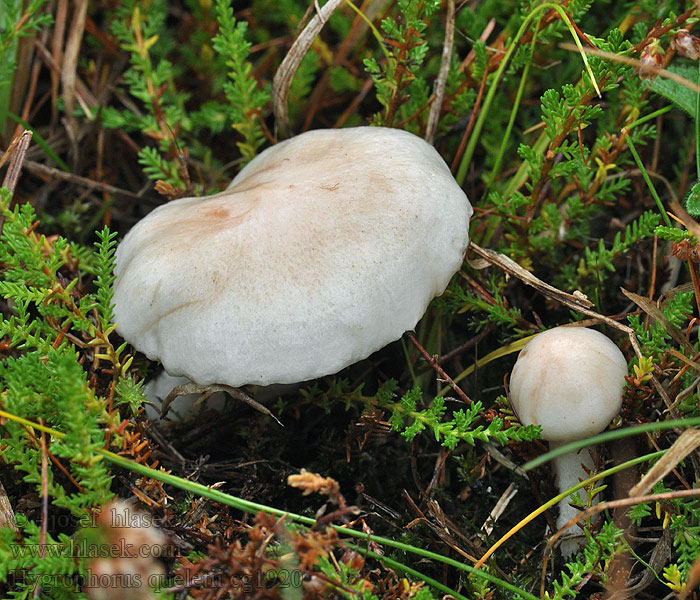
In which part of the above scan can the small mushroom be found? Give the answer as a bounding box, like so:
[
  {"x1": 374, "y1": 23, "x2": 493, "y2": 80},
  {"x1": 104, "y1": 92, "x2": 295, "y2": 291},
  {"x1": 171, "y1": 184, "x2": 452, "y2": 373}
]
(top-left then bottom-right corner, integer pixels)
[
  {"x1": 508, "y1": 326, "x2": 628, "y2": 553},
  {"x1": 113, "y1": 127, "x2": 473, "y2": 389}
]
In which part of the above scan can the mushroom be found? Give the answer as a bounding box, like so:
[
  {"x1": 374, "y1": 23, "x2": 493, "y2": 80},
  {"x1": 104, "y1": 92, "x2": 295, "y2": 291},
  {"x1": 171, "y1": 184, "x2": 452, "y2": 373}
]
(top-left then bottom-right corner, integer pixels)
[
  {"x1": 113, "y1": 126, "x2": 473, "y2": 392},
  {"x1": 508, "y1": 326, "x2": 628, "y2": 552}
]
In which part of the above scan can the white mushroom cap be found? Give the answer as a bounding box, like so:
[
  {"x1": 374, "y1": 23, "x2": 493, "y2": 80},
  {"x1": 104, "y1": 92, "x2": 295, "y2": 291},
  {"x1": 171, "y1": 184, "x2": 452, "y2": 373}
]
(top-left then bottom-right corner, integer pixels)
[
  {"x1": 509, "y1": 326, "x2": 628, "y2": 442},
  {"x1": 113, "y1": 127, "x2": 473, "y2": 387}
]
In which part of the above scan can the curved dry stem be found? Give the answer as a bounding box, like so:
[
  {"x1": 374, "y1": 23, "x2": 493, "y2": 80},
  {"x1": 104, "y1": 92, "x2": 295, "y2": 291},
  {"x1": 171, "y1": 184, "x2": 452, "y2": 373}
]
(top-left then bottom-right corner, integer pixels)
[
  {"x1": 272, "y1": 0, "x2": 345, "y2": 136},
  {"x1": 425, "y1": 0, "x2": 455, "y2": 144}
]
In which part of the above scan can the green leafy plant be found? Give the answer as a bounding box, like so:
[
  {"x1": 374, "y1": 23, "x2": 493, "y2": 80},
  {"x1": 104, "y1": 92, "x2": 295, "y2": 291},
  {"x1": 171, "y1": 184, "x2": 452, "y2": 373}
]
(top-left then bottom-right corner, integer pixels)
[
  {"x1": 380, "y1": 382, "x2": 541, "y2": 449},
  {"x1": 211, "y1": 0, "x2": 271, "y2": 163},
  {"x1": 548, "y1": 522, "x2": 626, "y2": 600},
  {"x1": 363, "y1": 0, "x2": 441, "y2": 129},
  {"x1": 101, "y1": 0, "x2": 270, "y2": 194},
  {"x1": 0, "y1": 189, "x2": 129, "y2": 596}
]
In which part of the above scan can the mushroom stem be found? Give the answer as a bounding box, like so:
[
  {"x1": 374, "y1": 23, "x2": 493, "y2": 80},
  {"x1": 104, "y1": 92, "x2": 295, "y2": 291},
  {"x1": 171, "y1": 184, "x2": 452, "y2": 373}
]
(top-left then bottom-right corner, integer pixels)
[
  {"x1": 550, "y1": 441, "x2": 597, "y2": 554},
  {"x1": 507, "y1": 326, "x2": 627, "y2": 555}
]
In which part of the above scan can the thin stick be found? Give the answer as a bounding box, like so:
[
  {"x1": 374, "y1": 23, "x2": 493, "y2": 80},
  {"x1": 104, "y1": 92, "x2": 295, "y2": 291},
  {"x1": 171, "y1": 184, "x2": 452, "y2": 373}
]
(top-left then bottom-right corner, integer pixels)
[
  {"x1": 559, "y1": 40, "x2": 700, "y2": 94},
  {"x1": 1, "y1": 129, "x2": 33, "y2": 192},
  {"x1": 425, "y1": 0, "x2": 455, "y2": 144},
  {"x1": 0, "y1": 129, "x2": 33, "y2": 237},
  {"x1": 61, "y1": 0, "x2": 88, "y2": 132},
  {"x1": 272, "y1": 0, "x2": 345, "y2": 136},
  {"x1": 21, "y1": 159, "x2": 142, "y2": 199},
  {"x1": 438, "y1": 327, "x2": 492, "y2": 365},
  {"x1": 406, "y1": 332, "x2": 473, "y2": 404}
]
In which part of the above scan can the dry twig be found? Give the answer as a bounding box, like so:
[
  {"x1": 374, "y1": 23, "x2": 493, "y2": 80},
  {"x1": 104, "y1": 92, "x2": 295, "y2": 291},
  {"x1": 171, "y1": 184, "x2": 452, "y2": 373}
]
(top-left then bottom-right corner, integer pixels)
[
  {"x1": 272, "y1": 0, "x2": 345, "y2": 136},
  {"x1": 425, "y1": 0, "x2": 455, "y2": 144}
]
